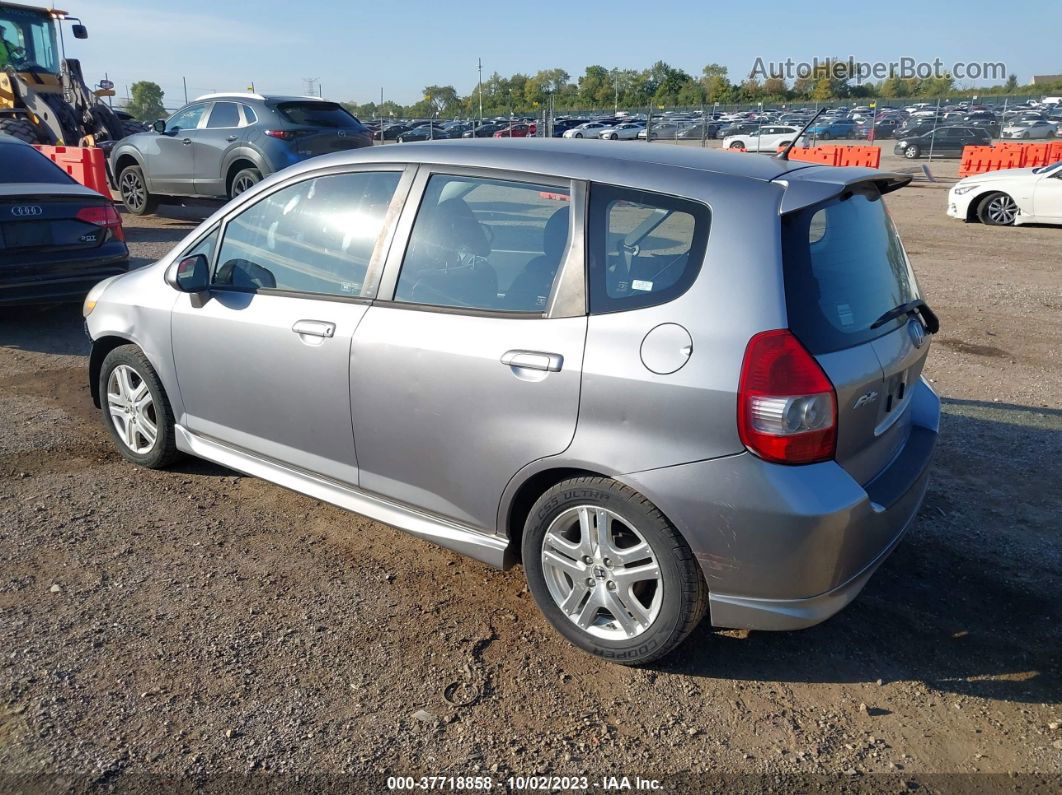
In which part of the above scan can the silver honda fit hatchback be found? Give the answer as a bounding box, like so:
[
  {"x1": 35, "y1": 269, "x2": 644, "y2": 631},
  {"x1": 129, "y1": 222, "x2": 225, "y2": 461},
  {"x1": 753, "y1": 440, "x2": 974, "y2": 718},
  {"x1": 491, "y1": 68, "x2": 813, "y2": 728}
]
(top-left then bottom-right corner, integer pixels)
[{"x1": 84, "y1": 139, "x2": 939, "y2": 664}]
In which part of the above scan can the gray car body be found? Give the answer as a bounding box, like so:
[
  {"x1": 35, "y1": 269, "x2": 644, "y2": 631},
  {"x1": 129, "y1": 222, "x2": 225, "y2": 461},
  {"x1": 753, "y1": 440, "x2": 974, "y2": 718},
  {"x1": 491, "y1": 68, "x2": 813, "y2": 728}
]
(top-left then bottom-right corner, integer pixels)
[
  {"x1": 86, "y1": 139, "x2": 938, "y2": 632},
  {"x1": 109, "y1": 94, "x2": 372, "y2": 199}
]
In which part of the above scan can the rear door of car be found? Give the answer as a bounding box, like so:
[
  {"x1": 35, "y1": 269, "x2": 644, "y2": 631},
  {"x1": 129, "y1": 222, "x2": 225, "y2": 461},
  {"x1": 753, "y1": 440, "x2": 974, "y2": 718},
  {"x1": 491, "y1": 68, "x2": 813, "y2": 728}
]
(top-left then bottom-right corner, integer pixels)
[
  {"x1": 781, "y1": 183, "x2": 932, "y2": 487},
  {"x1": 349, "y1": 167, "x2": 587, "y2": 532},
  {"x1": 192, "y1": 101, "x2": 247, "y2": 196}
]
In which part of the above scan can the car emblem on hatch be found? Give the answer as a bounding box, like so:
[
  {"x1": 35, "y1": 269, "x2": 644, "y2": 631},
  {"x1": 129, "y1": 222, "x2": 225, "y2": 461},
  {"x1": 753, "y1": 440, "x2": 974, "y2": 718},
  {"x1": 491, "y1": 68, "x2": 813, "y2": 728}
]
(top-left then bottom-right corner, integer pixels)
[
  {"x1": 908, "y1": 318, "x2": 927, "y2": 349},
  {"x1": 11, "y1": 205, "x2": 43, "y2": 217}
]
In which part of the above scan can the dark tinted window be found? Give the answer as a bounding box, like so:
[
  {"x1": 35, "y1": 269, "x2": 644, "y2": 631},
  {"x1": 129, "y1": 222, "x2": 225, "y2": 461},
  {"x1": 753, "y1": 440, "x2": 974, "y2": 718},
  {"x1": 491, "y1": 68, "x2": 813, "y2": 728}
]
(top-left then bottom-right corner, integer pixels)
[
  {"x1": 206, "y1": 101, "x2": 240, "y2": 128},
  {"x1": 0, "y1": 144, "x2": 74, "y2": 184},
  {"x1": 241, "y1": 104, "x2": 258, "y2": 125},
  {"x1": 587, "y1": 184, "x2": 709, "y2": 313},
  {"x1": 782, "y1": 186, "x2": 921, "y2": 354},
  {"x1": 276, "y1": 101, "x2": 359, "y2": 128},
  {"x1": 395, "y1": 174, "x2": 571, "y2": 312},
  {"x1": 214, "y1": 171, "x2": 401, "y2": 297}
]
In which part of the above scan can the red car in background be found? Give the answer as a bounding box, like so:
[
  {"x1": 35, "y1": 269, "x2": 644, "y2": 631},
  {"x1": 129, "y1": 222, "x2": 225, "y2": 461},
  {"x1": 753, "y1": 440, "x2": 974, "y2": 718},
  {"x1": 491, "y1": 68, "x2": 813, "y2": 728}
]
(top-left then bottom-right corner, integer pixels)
[{"x1": 493, "y1": 121, "x2": 537, "y2": 138}]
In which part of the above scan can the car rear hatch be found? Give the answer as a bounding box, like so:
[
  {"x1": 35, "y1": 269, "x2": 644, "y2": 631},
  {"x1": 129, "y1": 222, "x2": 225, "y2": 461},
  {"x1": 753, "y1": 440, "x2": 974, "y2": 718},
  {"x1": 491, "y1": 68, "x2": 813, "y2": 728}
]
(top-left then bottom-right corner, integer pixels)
[
  {"x1": 779, "y1": 175, "x2": 936, "y2": 489},
  {"x1": 271, "y1": 101, "x2": 371, "y2": 154}
]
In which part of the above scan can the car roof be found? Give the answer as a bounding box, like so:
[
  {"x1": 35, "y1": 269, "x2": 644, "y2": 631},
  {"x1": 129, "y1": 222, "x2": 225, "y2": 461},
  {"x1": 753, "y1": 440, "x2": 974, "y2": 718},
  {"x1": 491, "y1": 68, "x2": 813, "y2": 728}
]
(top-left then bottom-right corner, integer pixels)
[
  {"x1": 284, "y1": 138, "x2": 872, "y2": 186},
  {"x1": 193, "y1": 93, "x2": 330, "y2": 104}
]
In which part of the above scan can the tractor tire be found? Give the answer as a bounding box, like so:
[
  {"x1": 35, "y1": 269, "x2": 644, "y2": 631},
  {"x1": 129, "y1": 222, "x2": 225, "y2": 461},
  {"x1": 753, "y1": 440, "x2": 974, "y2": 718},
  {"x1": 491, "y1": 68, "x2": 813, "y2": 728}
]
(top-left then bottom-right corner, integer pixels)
[{"x1": 0, "y1": 117, "x2": 40, "y2": 144}]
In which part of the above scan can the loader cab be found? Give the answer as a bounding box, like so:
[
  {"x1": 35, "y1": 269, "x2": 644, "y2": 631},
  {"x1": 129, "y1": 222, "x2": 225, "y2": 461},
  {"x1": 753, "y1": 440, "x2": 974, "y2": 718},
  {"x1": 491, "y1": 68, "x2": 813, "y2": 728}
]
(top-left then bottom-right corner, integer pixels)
[{"x1": 0, "y1": 4, "x2": 63, "y2": 75}]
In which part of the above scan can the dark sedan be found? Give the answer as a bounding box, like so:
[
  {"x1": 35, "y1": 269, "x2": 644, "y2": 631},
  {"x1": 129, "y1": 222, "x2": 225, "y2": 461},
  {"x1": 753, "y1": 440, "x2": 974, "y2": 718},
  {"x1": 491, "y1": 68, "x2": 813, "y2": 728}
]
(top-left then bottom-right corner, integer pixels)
[
  {"x1": 0, "y1": 136, "x2": 129, "y2": 304},
  {"x1": 396, "y1": 124, "x2": 448, "y2": 143},
  {"x1": 893, "y1": 126, "x2": 991, "y2": 159},
  {"x1": 462, "y1": 122, "x2": 508, "y2": 138}
]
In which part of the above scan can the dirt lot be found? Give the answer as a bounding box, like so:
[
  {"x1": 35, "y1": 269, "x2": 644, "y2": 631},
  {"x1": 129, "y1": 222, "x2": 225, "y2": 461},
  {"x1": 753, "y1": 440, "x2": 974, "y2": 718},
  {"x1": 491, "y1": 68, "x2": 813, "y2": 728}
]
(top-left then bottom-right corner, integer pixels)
[{"x1": 0, "y1": 161, "x2": 1059, "y2": 793}]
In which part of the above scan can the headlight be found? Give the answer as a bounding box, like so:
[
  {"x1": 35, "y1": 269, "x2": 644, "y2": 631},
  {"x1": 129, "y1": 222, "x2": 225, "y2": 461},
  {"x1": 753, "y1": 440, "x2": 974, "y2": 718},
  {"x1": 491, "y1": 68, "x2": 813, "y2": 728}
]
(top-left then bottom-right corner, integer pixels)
[
  {"x1": 897, "y1": 140, "x2": 908, "y2": 146},
  {"x1": 953, "y1": 184, "x2": 980, "y2": 195},
  {"x1": 83, "y1": 275, "x2": 118, "y2": 318}
]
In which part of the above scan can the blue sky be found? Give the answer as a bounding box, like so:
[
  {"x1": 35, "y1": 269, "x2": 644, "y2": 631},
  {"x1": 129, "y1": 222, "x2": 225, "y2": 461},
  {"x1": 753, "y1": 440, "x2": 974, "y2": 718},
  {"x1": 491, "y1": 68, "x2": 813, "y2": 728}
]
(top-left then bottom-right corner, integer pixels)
[{"x1": 69, "y1": 0, "x2": 1059, "y2": 109}]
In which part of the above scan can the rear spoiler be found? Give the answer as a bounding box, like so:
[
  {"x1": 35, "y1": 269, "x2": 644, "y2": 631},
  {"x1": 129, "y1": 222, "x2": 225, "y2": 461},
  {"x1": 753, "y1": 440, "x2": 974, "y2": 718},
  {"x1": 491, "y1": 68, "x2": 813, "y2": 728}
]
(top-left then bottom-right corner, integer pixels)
[{"x1": 773, "y1": 168, "x2": 912, "y2": 214}]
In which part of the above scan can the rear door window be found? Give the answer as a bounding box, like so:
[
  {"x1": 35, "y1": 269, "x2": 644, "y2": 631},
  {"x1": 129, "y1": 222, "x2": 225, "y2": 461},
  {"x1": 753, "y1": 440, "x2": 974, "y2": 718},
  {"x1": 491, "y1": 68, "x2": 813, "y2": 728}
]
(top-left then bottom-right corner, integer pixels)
[
  {"x1": 782, "y1": 185, "x2": 921, "y2": 353},
  {"x1": 205, "y1": 101, "x2": 240, "y2": 129},
  {"x1": 587, "y1": 185, "x2": 709, "y2": 313}
]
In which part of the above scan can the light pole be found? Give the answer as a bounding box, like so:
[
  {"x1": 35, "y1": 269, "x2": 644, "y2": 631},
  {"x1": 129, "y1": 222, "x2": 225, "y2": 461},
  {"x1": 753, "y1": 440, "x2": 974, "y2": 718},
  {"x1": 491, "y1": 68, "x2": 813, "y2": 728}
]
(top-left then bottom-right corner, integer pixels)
[{"x1": 477, "y1": 58, "x2": 483, "y2": 128}]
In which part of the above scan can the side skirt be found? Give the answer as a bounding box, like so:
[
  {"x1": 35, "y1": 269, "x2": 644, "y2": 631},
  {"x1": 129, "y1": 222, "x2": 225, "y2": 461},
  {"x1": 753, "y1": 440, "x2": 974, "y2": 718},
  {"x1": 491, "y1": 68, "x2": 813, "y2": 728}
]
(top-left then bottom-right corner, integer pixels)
[{"x1": 174, "y1": 425, "x2": 509, "y2": 568}]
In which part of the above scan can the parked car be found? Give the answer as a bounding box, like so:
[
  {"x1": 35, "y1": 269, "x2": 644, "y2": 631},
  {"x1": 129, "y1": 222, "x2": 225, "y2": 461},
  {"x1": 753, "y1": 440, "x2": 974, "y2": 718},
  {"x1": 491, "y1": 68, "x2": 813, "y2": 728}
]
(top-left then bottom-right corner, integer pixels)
[
  {"x1": 600, "y1": 122, "x2": 645, "y2": 140},
  {"x1": 83, "y1": 139, "x2": 939, "y2": 664},
  {"x1": 675, "y1": 122, "x2": 722, "y2": 140},
  {"x1": 563, "y1": 122, "x2": 611, "y2": 139},
  {"x1": 0, "y1": 135, "x2": 128, "y2": 304},
  {"x1": 375, "y1": 124, "x2": 411, "y2": 141},
  {"x1": 110, "y1": 93, "x2": 373, "y2": 215},
  {"x1": 854, "y1": 119, "x2": 900, "y2": 139},
  {"x1": 893, "y1": 126, "x2": 992, "y2": 159},
  {"x1": 947, "y1": 159, "x2": 1062, "y2": 226},
  {"x1": 805, "y1": 118, "x2": 857, "y2": 140},
  {"x1": 462, "y1": 122, "x2": 507, "y2": 138},
  {"x1": 551, "y1": 119, "x2": 590, "y2": 137},
  {"x1": 494, "y1": 122, "x2": 536, "y2": 138},
  {"x1": 396, "y1": 124, "x2": 447, "y2": 143},
  {"x1": 1000, "y1": 119, "x2": 1056, "y2": 139},
  {"x1": 723, "y1": 125, "x2": 800, "y2": 152},
  {"x1": 636, "y1": 122, "x2": 693, "y2": 140}
]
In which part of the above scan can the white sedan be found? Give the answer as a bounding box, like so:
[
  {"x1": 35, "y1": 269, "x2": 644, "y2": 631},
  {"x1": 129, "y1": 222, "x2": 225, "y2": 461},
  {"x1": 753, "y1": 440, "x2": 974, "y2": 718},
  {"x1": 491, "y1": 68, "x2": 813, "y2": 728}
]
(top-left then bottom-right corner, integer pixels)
[
  {"x1": 600, "y1": 122, "x2": 645, "y2": 140},
  {"x1": 947, "y1": 160, "x2": 1062, "y2": 226},
  {"x1": 1000, "y1": 119, "x2": 1056, "y2": 139},
  {"x1": 721, "y1": 125, "x2": 801, "y2": 152},
  {"x1": 562, "y1": 122, "x2": 612, "y2": 139}
]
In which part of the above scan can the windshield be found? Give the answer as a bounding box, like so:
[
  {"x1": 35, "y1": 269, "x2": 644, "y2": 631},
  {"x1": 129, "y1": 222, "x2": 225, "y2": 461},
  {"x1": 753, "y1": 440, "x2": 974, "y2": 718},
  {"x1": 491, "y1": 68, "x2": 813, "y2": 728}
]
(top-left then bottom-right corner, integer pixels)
[
  {"x1": 782, "y1": 186, "x2": 921, "y2": 354},
  {"x1": 1032, "y1": 161, "x2": 1062, "y2": 174},
  {"x1": 0, "y1": 144, "x2": 75, "y2": 184},
  {"x1": 0, "y1": 6, "x2": 61, "y2": 73},
  {"x1": 275, "y1": 102, "x2": 362, "y2": 128}
]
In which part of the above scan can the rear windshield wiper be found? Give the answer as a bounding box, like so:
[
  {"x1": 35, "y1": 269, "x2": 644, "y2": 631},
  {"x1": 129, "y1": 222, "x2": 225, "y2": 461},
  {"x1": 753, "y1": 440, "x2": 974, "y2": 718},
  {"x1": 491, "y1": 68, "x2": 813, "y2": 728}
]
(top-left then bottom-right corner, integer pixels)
[{"x1": 870, "y1": 299, "x2": 940, "y2": 333}]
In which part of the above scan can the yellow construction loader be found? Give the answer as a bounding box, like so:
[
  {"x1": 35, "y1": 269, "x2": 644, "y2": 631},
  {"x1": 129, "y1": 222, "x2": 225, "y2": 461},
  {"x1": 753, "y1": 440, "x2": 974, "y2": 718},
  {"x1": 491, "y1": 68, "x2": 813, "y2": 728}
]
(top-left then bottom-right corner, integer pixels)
[{"x1": 0, "y1": 2, "x2": 144, "y2": 148}]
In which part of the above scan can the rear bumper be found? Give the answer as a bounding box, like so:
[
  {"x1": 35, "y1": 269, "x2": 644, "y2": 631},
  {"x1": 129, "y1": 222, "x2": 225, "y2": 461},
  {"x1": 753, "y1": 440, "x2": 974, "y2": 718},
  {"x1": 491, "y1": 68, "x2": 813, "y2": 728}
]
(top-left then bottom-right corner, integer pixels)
[
  {"x1": 0, "y1": 250, "x2": 129, "y2": 305},
  {"x1": 619, "y1": 378, "x2": 940, "y2": 631}
]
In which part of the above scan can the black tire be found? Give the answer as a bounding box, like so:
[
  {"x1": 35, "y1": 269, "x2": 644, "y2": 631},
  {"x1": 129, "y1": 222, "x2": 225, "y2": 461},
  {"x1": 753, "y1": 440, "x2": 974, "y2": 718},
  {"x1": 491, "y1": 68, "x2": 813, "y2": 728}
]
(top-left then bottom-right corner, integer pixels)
[
  {"x1": 118, "y1": 164, "x2": 158, "y2": 215},
  {"x1": 977, "y1": 191, "x2": 1018, "y2": 226},
  {"x1": 0, "y1": 117, "x2": 40, "y2": 144},
  {"x1": 609, "y1": 133, "x2": 618, "y2": 140},
  {"x1": 99, "y1": 345, "x2": 180, "y2": 469},
  {"x1": 729, "y1": 141, "x2": 745, "y2": 150},
  {"x1": 904, "y1": 145, "x2": 920, "y2": 159},
  {"x1": 229, "y1": 167, "x2": 262, "y2": 198},
  {"x1": 818, "y1": 131, "x2": 832, "y2": 140},
  {"x1": 522, "y1": 477, "x2": 708, "y2": 665}
]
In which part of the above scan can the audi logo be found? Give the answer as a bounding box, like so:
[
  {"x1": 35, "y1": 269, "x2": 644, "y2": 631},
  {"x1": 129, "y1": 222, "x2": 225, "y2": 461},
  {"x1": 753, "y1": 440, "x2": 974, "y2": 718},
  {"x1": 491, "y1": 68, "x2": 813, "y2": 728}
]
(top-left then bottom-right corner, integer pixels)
[{"x1": 10, "y1": 205, "x2": 43, "y2": 217}]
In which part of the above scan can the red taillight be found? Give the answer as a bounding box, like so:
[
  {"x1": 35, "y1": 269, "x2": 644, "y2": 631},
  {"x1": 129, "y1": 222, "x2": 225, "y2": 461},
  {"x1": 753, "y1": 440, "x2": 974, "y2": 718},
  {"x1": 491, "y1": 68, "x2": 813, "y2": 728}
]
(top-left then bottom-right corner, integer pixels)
[
  {"x1": 737, "y1": 329, "x2": 836, "y2": 465},
  {"x1": 264, "y1": 129, "x2": 294, "y2": 139},
  {"x1": 76, "y1": 204, "x2": 124, "y2": 241}
]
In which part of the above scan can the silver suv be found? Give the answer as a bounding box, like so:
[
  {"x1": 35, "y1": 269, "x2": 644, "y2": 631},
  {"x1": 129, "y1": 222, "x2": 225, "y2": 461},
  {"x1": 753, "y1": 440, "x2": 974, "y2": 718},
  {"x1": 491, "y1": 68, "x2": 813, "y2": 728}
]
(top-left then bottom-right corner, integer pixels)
[{"x1": 84, "y1": 140, "x2": 939, "y2": 664}]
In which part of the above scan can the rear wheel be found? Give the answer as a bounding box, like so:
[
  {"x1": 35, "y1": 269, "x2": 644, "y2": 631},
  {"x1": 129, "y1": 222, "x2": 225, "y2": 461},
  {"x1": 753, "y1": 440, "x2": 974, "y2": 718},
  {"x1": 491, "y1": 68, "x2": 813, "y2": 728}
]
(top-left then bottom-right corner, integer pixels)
[
  {"x1": 978, "y1": 191, "x2": 1018, "y2": 225},
  {"x1": 609, "y1": 133, "x2": 618, "y2": 140},
  {"x1": 230, "y1": 167, "x2": 262, "y2": 198},
  {"x1": 904, "y1": 145, "x2": 921, "y2": 159},
  {"x1": 99, "y1": 345, "x2": 180, "y2": 469},
  {"x1": 729, "y1": 141, "x2": 745, "y2": 150},
  {"x1": 818, "y1": 131, "x2": 832, "y2": 140},
  {"x1": 0, "y1": 117, "x2": 39, "y2": 144},
  {"x1": 118, "y1": 165, "x2": 158, "y2": 215},
  {"x1": 522, "y1": 477, "x2": 707, "y2": 665}
]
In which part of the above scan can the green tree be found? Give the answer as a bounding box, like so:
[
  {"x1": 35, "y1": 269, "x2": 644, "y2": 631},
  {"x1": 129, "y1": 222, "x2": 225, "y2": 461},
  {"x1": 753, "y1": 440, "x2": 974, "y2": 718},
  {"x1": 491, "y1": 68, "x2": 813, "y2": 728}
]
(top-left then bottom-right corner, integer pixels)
[
  {"x1": 126, "y1": 81, "x2": 165, "y2": 122},
  {"x1": 423, "y1": 85, "x2": 459, "y2": 114},
  {"x1": 1005, "y1": 74, "x2": 1018, "y2": 92}
]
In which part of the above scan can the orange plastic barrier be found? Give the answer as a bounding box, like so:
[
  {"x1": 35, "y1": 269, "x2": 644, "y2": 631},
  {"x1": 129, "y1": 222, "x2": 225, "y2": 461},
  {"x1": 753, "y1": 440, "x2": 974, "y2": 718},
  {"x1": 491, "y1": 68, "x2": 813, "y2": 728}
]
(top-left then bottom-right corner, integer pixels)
[
  {"x1": 958, "y1": 142, "x2": 1062, "y2": 177},
  {"x1": 32, "y1": 145, "x2": 110, "y2": 197},
  {"x1": 767, "y1": 144, "x2": 880, "y2": 168}
]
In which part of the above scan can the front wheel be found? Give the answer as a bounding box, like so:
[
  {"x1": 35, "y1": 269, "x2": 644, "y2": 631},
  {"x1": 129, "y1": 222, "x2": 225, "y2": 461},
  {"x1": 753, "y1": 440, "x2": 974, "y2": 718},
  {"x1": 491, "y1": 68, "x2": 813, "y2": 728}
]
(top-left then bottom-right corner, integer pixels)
[
  {"x1": 904, "y1": 145, "x2": 921, "y2": 159},
  {"x1": 818, "y1": 131, "x2": 832, "y2": 140},
  {"x1": 728, "y1": 141, "x2": 745, "y2": 151},
  {"x1": 978, "y1": 191, "x2": 1018, "y2": 226},
  {"x1": 522, "y1": 477, "x2": 707, "y2": 665},
  {"x1": 100, "y1": 345, "x2": 180, "y2": 469},
  {"x1": 609, "y1": 133, "x2": 618, "y2": 140},
  {"x1": 118, "y1": 165, "x2": 158, "y2": 215},
  {"x1": 230, "y1": 167, "x2": 262, "y2": 198}
]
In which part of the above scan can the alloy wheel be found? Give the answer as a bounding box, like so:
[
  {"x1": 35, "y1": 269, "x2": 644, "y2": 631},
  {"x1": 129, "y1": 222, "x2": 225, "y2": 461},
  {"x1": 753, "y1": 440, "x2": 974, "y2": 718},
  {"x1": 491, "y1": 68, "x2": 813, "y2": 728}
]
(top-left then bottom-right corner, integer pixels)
[
  {"x1": 232, "y1": 175, "x2": 257, "y2": 196},
  {"x1": 106, "y1": 365, "x2": 158, "y2": 455},
  {"x1": 120, "y1": 171, "x2": 145, "y2": 211},
  {"x1": 986, "y1": 194, "x2": 1017, "y2": 225},
  {"x1": 540, "y1": 506, "x2": 662, "y2": 640}
]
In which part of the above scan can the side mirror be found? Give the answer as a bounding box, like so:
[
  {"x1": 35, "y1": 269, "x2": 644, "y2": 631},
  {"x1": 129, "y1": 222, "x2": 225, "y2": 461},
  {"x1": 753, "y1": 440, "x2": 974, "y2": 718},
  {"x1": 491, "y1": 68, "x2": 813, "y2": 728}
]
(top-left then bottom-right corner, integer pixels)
[
  {"x1": 72, "y1": 24, "x2": 88, "y2": 39},
  {"x1": 152, "y1": 119, "x2": 166, "y2": 134},
  {"x1": 166, "y1": 254, "x2": 210, "y2": 293}
]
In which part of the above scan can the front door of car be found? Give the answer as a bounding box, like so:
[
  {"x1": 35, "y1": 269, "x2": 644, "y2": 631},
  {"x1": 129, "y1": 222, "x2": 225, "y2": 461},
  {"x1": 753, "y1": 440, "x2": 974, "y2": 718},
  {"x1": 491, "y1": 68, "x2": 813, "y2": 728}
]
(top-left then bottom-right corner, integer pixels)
[
  {"x1": 170, "y1": 167, "x2": 411, "y2": 485},
  {"x1": 150, "y1": 103, "x2": 207, "y2": 195},
  {"x1": 1033, "y1": 168, "x2": 1062, "y2": 219},
  {"x1": 350, "y1": 170, "x2": 587, "y2": 532},
  {"x1": 193, "y1": 101, "x2": 246, "y2": 197}
]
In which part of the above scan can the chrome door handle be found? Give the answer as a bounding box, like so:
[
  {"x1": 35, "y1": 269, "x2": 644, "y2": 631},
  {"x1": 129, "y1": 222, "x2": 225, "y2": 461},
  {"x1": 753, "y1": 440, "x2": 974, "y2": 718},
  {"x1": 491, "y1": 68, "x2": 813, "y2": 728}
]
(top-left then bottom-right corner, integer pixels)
[
  {"x1": 181, "y1": 138, "x2": 192, "y2": 145},
  {"x1": 292, "y1": 319, "x2": 335, "y2": 338},
  {"x1": 501, "y1": 350, "x2": 563, "y2": 372}
]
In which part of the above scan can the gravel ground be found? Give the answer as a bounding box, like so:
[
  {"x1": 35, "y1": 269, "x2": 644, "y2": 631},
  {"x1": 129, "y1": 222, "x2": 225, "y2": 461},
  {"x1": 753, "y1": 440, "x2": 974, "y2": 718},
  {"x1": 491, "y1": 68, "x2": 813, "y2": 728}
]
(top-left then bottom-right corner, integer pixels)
[{"x1": 0, "y1": 165, "x2": 1059, "y2": 794}]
